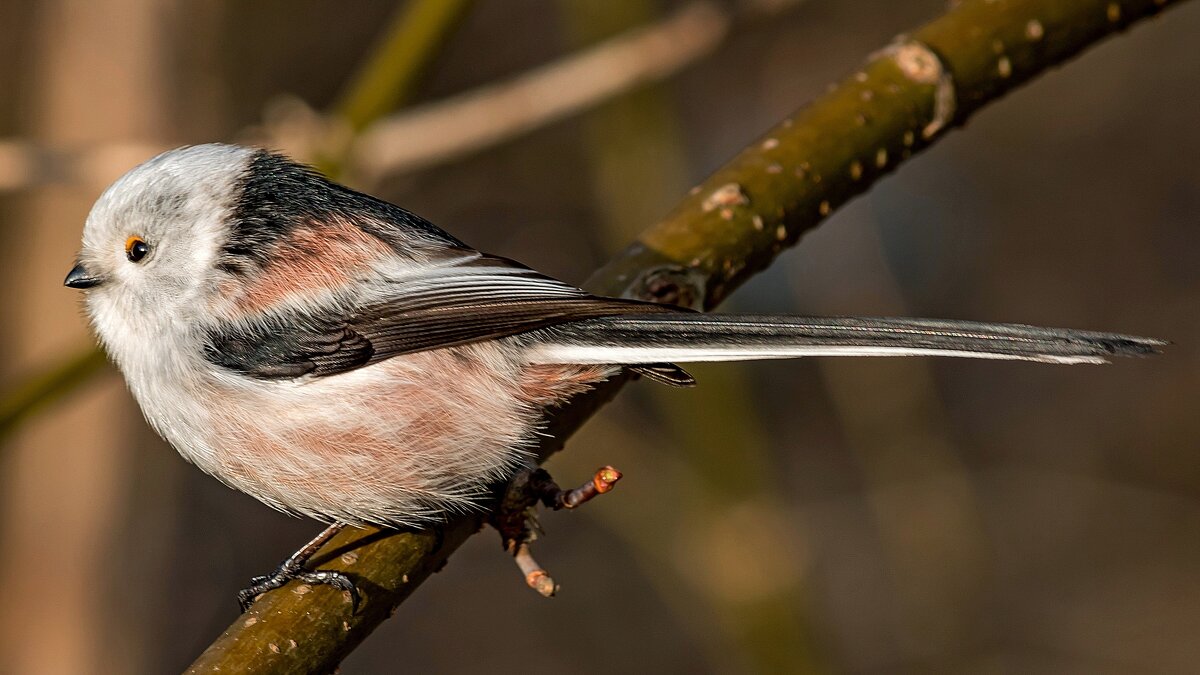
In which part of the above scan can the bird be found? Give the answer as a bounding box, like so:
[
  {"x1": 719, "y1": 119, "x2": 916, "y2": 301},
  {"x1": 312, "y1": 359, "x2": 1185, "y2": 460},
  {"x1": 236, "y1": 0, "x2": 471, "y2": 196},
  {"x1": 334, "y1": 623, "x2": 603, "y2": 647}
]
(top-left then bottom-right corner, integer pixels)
[{"x1": 64, "y1": 143, "x2": 1162, "y2": 608}]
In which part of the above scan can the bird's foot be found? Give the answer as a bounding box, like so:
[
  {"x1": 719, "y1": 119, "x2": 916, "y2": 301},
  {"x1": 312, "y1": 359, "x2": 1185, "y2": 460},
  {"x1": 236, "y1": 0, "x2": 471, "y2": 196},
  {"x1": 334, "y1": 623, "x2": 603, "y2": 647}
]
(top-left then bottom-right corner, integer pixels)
[
  {"x1": 236, "y1": 523, "x2": 360, "y2": 613},
  {"x1": 490, "y1": 465, "x2": 623, "y2": 597},
  {"x1": 237, "y1": 566, "x2": 360, "y2": 613}
]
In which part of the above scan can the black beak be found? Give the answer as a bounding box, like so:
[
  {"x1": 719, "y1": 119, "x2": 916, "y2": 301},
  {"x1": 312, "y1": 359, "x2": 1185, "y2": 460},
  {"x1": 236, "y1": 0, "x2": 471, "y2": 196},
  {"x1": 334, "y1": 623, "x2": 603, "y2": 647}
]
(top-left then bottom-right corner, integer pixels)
[{"x1": 64, "y1": 263, "x2": 103, "y2": 289}]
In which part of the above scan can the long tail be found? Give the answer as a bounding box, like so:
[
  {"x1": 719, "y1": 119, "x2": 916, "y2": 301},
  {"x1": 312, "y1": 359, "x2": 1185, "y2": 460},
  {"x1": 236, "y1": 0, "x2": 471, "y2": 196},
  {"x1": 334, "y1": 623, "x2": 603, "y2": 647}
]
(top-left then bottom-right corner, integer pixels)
[{"x1": 524, "y1": 315, "x2": 1164, "y2": 366}]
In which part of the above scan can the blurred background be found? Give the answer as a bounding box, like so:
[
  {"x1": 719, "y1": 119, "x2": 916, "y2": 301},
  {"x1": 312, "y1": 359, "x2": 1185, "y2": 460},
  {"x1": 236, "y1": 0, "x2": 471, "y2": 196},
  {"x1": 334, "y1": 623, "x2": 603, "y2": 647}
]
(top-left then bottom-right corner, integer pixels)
[{"x1": 1, "y1": 0, "x2": 1198, "y2": 672}]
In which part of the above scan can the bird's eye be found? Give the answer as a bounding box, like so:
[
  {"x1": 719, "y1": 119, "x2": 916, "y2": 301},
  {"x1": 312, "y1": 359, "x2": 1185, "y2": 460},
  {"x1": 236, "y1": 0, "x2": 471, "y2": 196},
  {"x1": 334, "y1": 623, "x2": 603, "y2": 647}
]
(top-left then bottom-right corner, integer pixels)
[{"x1": 125, "y1": 236, "x2": 149, "y2": 263}]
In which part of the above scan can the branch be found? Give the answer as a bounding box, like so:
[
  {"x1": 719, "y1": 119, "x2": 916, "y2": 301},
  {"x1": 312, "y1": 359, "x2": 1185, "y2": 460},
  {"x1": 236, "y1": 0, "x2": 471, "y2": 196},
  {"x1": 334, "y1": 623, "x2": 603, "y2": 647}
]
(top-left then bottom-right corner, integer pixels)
[
  {"x1": 332, "y1": 0, "x2": 476, "y2": 133},
  {"x1": 0, "y1": 139, "x2": 168, "y2": 192},
  {"x1": 185, "y1": 1, "x2": 1189, "y2": 672},
  {"x1": 0, "y1": 349, "x2": 108, "y2": 439},
  {"x1": 312, "y1": 0, "x2": 476, "y2": 176},
  {"x1": 0, "y1": 0, "x2": 730, "y2": 194},
  {"x1": 347, "y1": 1, "x2": 731, "y2": 181}
]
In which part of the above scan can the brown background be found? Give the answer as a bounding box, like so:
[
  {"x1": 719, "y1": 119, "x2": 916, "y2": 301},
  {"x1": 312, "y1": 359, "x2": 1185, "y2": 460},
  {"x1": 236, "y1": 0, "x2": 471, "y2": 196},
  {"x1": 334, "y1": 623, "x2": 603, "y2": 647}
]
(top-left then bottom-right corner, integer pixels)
[{"x1": 1, "y1": 1, "x2": 1197, "y2": 672}]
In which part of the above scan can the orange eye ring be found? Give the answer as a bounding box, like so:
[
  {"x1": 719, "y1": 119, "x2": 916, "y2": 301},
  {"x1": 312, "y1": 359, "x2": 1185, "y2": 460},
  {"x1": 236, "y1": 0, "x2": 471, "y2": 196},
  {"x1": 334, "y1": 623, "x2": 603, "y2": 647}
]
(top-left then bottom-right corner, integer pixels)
[{"x1": 125, "y1": 236, "x2": 150, "y2": 262}]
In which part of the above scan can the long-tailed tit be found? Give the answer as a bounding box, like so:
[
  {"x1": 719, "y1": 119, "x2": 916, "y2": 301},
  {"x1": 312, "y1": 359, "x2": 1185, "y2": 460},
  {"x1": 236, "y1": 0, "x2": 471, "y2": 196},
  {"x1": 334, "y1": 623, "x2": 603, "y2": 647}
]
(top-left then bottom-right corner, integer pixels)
[{"x1": 64, "y1": 144, "x2": 1161, "y2": 607}]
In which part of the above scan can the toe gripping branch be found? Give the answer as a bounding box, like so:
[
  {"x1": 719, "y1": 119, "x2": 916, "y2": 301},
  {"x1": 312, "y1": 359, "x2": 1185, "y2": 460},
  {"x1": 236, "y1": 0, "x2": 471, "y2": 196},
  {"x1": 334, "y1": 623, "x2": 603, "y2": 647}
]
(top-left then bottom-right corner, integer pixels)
[
  {"x1": 490, "y1": 465, "x2": 623, "y2": 597},
  {"x1": 236, "y1": 522, "x2": 358, "y2": 613}
]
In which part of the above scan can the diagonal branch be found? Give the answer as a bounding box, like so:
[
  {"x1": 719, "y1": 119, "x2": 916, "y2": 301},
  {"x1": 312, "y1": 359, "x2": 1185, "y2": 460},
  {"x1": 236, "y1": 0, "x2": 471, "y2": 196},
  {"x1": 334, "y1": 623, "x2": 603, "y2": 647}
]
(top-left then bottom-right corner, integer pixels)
[{"x1": 187, "y1": 1, "x2": 1188, "y2": 672}]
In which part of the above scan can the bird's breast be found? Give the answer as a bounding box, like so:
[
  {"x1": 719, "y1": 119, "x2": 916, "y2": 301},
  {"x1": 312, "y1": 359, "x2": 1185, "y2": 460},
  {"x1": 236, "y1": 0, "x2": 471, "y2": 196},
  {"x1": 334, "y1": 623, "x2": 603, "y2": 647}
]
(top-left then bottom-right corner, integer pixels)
[{"x1": 149, "y1": 341, "x2": 615, "y2": 525}]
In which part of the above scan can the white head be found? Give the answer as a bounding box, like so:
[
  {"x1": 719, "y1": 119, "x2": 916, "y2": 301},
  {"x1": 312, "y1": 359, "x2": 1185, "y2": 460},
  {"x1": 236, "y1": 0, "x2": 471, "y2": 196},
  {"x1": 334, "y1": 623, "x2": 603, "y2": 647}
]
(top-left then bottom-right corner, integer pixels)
[
  {"x1": 67, "y1": 143, "x2": 459, "y2": 373},
  {"x1": 68, "y1": 145, "x2": 254, "y2": 351}
]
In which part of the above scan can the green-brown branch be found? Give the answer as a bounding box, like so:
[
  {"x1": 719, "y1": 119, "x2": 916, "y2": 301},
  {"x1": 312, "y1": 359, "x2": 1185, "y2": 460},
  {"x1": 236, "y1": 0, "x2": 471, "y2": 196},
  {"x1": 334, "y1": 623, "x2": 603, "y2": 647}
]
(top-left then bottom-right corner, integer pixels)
[{"x1": 185, "y1": 1, "x2": 1188, "y2": 671}]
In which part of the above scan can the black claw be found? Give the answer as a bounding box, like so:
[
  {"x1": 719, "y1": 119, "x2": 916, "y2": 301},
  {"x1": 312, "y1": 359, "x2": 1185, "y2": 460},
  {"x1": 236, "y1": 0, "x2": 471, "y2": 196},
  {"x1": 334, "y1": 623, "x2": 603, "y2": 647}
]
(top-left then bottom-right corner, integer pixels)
[
  {"x1": 237, "y1": 585, "x2": 268, "y2": 613},
  {"x1": 236, "y1": 523, "x2": 353, "y2": 613},
  {"x1": 237, "y1": 569, "x2": 290, "y2": 612},
  {"x1": 237, "y1": 565, "x2": 360, "y2": 613},
  {"x1": 297, "y1": 570, "x2": 361, "y2": 613}
]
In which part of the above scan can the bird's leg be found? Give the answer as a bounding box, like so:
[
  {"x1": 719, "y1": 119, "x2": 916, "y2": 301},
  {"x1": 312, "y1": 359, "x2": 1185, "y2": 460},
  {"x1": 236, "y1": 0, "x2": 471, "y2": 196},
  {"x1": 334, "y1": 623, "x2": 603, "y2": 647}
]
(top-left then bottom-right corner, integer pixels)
[
  {"x1": 491, "y1": 465, "x2": 623, "y2": 597},
  {"x1": 237, "y1": 522, "x2": 360, "y2": 613}
]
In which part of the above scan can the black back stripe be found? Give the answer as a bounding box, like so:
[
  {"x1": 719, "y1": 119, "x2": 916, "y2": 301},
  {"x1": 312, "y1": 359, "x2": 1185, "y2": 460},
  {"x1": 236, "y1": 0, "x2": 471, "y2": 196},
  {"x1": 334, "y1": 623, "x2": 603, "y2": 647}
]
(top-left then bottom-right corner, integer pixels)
[{"x1": 220, "y1": 150, "x2": 465, "y2": 275}]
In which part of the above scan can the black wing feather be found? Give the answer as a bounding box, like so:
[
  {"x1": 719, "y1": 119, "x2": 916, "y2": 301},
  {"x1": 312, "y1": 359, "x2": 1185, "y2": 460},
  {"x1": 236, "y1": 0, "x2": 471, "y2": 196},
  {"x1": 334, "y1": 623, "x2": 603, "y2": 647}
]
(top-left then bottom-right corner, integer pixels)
[
  {"x1": 208, "y1": 149, "x2": 683, "y2": 379},
  {"x1": 204, "y1": 314, "x2": 376, "y2": 378},
  {"x1": 204, "y1": 258, "x2": 681, "y2": 380}
]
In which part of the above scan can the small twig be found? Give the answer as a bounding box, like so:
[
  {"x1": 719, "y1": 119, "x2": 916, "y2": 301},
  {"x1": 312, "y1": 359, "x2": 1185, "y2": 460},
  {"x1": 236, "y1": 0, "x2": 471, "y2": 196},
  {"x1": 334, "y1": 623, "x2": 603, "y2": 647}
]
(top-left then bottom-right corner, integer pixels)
[
  {"x1": 542, "y1": 465, "x2": 623, "y2": 510},
  {"x1": 512, "y1": 541, "x2": 557, "y2": 598},
  {"x1": 491, "y1": 465, "x2": 623, "y2": 598}
]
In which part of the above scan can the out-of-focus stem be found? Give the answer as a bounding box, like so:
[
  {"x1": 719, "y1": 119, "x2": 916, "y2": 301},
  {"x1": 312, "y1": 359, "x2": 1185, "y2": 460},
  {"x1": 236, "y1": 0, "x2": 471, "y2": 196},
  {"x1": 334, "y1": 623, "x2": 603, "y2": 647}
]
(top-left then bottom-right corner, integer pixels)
[
  {"x1": 0, "y1": 347, "x2": 107, "y2": 442},
  {"x1": 349, "y1": 1, "x2": 730, "y2": 180},
  {"x1": 332, "y1": 0, "x2": 475, "y2": 133},
  {"x1": 314, "y1": 0, "x2": 475, "y2": 177}
]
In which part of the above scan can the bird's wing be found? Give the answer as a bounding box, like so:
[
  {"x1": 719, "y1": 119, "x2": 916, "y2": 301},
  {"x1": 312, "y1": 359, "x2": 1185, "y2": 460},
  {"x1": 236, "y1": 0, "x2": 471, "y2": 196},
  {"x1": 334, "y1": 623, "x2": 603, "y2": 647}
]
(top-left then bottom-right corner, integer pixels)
[{"x1": 203, "y1": 252, "x2": 680, "y2": 379}]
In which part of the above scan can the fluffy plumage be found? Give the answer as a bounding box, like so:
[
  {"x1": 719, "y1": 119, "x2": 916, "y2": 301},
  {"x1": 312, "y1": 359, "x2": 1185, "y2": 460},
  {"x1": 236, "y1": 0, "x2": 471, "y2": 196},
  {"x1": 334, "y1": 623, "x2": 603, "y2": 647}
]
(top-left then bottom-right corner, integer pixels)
[{"x1": 69, "y1": 144, "x2": 1163, "y2": 526}]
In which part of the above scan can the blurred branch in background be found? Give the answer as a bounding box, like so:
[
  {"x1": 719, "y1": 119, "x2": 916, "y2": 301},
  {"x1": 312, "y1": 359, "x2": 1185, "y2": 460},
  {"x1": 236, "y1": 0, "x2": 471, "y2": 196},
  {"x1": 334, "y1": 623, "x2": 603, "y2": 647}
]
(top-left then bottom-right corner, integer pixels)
[
  {"x1": 0, "y1": 0, "x2": 732, "y2": 196},
  {"x1": 333, "y1": 0, "x2": 474, "y2": 133},
  {"x1": 0, "y1": 1, "x2": 474, "y2": 192},
  {"x1": 0, "y1": 138, "x2": 167, "y2": 192},
  {"x1": 348, "y1": 0, "x2": 729, "y2": 181},
  {"x1": 0, "y1": 347, "x2": 107, "y2": 439},
  {"x1": 186, "y1": 1, "x2": 1190, "y2": 672},
  {"x1": 0, "y1": 1, "x2": 175, "y2": 672},
  {"x1": 562, "y1": 0, "x2": 692, "y2": 249},
  {"x1": 316, "y1": 0, "x2": 476, "y2": 174}
]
